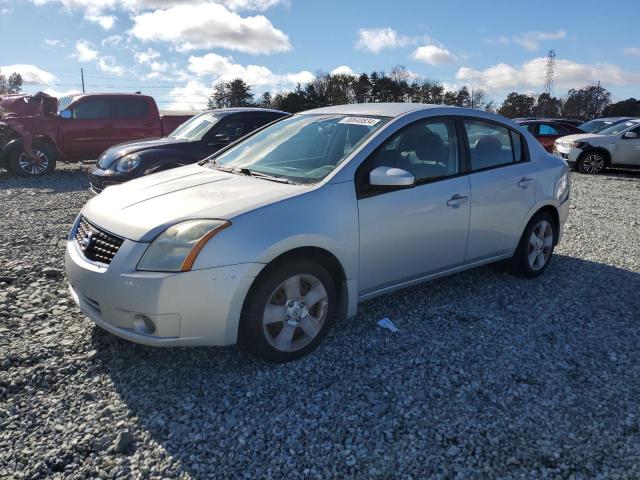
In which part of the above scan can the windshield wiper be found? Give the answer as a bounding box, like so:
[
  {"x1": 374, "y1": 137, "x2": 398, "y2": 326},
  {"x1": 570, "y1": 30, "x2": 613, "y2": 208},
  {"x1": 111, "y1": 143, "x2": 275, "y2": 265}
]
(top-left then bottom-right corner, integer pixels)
[{"x1": 237, "y1": 168, "x2": 297, "y2": 184}]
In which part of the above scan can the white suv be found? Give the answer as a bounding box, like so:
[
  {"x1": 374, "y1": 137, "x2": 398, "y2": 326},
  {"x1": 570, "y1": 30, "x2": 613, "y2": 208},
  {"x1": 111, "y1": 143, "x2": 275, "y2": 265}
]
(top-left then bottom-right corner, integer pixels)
[{"x1": 554, "y1": 119, "x2": 640, "y2": 174}]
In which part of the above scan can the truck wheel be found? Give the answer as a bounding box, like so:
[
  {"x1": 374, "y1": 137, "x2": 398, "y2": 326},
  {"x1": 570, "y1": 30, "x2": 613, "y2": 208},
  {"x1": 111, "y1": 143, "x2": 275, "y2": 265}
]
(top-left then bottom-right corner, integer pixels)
[{"x1": 9, "y1": 142, "x2": 57, "y2": 177}]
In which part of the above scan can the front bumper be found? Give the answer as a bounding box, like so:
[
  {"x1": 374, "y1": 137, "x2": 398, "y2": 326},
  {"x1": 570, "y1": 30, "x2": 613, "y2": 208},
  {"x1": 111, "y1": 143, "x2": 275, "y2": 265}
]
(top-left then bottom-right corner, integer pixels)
[
  {"x1": 553, "y1": 144, "x2": 582, "y2": 164},
  {"x1": 65, "y1": 232, "x2": 263, "y2": 346},
  {"x1": 88, "y1": 168, "x2": 131, "y2": 194}
]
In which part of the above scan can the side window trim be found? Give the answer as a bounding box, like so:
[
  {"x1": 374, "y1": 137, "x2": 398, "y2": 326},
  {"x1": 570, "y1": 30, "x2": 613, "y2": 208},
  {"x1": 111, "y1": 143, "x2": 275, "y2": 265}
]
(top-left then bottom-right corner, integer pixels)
[
  {"x1": 458, "y1": 115, "x2": 530, "y2": 175},
  {"x1": 355, "y1": 115, "x2": 467, "y2": 199}
]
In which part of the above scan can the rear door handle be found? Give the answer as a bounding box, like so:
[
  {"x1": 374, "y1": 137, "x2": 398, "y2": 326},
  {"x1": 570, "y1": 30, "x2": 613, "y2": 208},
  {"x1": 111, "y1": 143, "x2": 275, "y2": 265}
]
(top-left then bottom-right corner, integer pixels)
[
  {"x1": 518, "y1": 177, "x2": 534, "y2": 188},
  {"x1": 447, "y1": 194, "x2": 469, "y2": 208}
]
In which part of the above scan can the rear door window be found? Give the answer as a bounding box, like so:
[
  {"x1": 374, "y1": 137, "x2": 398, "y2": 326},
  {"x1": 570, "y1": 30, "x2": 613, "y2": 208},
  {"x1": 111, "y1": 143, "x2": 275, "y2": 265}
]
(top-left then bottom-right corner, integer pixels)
[
  {"x1": 112, "y1": 98, "x2": 150, "y2": 119},
  {"x1": 464, "y1": 119, "x2": 516, "y2": 170}
]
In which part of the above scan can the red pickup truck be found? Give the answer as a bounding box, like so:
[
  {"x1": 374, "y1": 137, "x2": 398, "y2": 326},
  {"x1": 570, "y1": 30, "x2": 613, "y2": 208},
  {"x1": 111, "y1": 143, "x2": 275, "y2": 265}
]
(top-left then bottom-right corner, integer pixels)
[{"x1": 0, "y1": 92, "x2": 193, "y2": 176}]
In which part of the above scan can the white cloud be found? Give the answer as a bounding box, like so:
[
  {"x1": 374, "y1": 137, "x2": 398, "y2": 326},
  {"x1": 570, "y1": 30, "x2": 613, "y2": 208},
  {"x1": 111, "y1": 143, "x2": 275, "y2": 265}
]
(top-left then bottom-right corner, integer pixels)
[
  {"x1": 43, "y1": 38, "x2": 64, "y2": 48},
  {"x1": 514, "y1": 30, "x2": 566, "y2": 51},
  {"x1": 624, "y1": 47, "x2": 640, "y2": 56},
  {"x1": 355, "y1": 27, "x2": 412, "y2": 54},
  {"x1": 130, "y1": 2, "x2": 291, "y2": 54},
  {"x1": 0, "y1": 64, "x2": 57, "y2": 84},
  {"x1": 455, "y1": 57, "x2": 640, "y2": 94},
  {"x1": 102, "y1": 35, "x2": 123, "y2": 47},
  {"x1": 186, "y1": 52, "x2": 312, "y2": 87},
  {"x1": 411, "y1": 45, "x2": 457, "y2": 65},
  {"x1": 331, "y1": 65, "x2": 355, "y2": 76},
  {"x1": 485, "y1": 30, "x2": 566, "y2": 51},
  {"x1": 166, "y1": 80, "x2": 210, "y2": 110},
  {"x1": 73, "y1": 40, "x2": 98, "y2": 62},
  {"x1": 42, "y1": 87, "x2": 82, "y2": 98},
  {"x1": 97, "y1": 57, "x2": 125, "y2": 75},
  {"x1": 85, "y1": 13, "x2": 116, "y2": 29},
  {"x1": 134, "y1": 48, "x2": 161, "y2": 64}
]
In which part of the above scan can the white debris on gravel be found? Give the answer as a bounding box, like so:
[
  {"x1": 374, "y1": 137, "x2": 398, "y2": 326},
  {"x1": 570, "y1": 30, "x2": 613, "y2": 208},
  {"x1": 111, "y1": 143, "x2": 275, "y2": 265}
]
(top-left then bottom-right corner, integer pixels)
[{"x1": 1, "y1": 164, "x2": 639, "y2": 479}]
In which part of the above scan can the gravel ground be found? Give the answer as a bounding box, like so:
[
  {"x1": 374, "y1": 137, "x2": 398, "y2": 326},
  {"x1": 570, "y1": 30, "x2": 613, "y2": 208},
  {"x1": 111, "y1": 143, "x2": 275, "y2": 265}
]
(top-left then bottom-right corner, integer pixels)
[{"x1": 1, "y1": 164, "x2": 639, "y2": 479}]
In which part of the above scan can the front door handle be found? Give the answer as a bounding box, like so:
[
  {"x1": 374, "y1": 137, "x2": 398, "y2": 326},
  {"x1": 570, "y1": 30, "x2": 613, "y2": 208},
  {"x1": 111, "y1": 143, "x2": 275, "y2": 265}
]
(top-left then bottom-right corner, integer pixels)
[
  {"x1": 447, "y1": 194, "x2": 469, "y2": 208},
  {"x1": 518, "y1": 177, "x2": 534, "y2": 188}
]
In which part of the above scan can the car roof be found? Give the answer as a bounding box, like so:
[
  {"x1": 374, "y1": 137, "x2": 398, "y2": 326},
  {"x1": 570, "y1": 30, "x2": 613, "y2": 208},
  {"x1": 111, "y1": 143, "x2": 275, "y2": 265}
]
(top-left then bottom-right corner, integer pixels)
[
  {"x1": 586, "y1": 117, "x2": 635, "y2": 122},
  {"x1": 207, "y1": 107, "x2": 288, "y2": 116},
  {"x1": 299, "y1": 102, "x2": 455, "y2": 118}
]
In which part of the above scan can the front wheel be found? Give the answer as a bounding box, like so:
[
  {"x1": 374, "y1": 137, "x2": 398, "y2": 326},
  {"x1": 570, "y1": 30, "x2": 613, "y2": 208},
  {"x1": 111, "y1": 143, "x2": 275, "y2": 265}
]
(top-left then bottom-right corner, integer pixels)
[
  {"x1": 577, "y1": 151, "x2": 606, "y2": 174},
  {"x1": 9, "y1": 141, "x2": 57, "y2": 177},
  {"x1": 509, "y1": 212, "x2": 555, "y2": 278},
  {"x1": 239, "y1": 259, "x2": 337, "y2": 362}
]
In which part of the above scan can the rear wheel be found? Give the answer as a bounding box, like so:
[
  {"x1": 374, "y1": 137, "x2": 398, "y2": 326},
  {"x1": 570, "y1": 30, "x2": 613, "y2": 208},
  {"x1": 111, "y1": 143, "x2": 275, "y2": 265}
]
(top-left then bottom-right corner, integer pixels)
[
  {"x1": 239, "y1": 259, "x2": 337, "y2": 362},
  {"x1": 577, "y1": 151, "x2": 606, "y2": 174},
  {"x1": 9, "y1": 141, "x2": 57, "y2": 177},
  {"x1": 509, "y1": 212, "x2": 555, "y2": 277}
]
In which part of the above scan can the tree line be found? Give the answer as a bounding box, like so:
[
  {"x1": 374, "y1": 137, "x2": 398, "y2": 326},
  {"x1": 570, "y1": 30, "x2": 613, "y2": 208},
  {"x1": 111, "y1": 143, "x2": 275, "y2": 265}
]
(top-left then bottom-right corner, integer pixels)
[
  {"x1": 207, "y1": 66, "x2": 639, "y2": 120},
  {"x1": 0, "y1": 69, "x2": 23, "y2": 96}
]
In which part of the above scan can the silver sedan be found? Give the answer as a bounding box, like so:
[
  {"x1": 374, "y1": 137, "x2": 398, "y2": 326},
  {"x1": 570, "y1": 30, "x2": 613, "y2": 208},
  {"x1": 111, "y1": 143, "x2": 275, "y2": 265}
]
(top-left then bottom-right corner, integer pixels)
[{"x1": 66, "y1": 103, "x2": 571, "y2": 362}]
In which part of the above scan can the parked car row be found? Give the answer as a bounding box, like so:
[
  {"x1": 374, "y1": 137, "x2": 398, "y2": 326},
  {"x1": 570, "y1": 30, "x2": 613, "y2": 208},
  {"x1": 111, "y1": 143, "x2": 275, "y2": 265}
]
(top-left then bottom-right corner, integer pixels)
[
  {"x1": 88, "y1": 108, "x2": 288, "y2": 192},
  {"x1": 0, "y1": 92, "x2": 193, "y2": 176},
  {"x1": 554, "y1": 119, "x2": 640, "y2": 173},
  {"x1": 514, "y1": 116, "x2": 640, "y2": 174},
  {"x1": 65, "y1": 103, "x2": 571, "y2": 362}
]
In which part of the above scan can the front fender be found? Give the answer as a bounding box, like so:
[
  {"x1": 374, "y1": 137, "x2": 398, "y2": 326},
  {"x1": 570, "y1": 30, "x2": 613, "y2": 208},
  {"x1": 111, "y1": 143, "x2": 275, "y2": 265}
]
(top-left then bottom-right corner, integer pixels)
[{"x1": 0, "y1": 137, "x2": 23, "y2": 167}]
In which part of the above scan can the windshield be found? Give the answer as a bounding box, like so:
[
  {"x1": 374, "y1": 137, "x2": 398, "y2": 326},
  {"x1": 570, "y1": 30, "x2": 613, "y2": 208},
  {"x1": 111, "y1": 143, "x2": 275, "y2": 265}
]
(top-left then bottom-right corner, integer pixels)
[
  {"x1": 57, "y1": 96, "x2": 74, "y2": 115},
  {"x1": 210, "y1": 114, "x2": 389, "y2": 183},
  {"x1": 598, "y1": 120, "x2": 640, "y2": 136},
  {"x1": 169, "y1": 111, "x2": 220, "y2": 141}
]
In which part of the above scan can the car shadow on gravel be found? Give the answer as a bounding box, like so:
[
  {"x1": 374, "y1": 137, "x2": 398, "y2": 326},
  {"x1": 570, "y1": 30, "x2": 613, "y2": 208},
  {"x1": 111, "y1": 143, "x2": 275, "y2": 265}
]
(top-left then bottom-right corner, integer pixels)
[
  {"x1": 89, "y1": 254, "x2": 640, "y2": 477},
  {"x1": 0, "y1": 165, "x2": 91, "y2": 194}
]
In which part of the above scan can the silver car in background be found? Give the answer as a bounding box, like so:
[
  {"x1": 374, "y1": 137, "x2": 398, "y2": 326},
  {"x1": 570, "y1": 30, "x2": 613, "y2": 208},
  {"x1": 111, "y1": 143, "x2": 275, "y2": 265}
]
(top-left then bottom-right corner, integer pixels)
[{"x1": 66, "y1": 104, "x2": 570, "y2": 362}]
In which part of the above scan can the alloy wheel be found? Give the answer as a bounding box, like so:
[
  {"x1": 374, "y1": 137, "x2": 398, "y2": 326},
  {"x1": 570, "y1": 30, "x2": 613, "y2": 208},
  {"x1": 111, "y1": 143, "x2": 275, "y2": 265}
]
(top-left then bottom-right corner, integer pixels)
[
  {"x1": 262, "y1": 274, "x2": 328, "y2": 353},
  {"x1": 527, "y1": 220, "x2": 553, "y2": 271},
  {"x1": 581, "y1": 153, "x2": 605, "y2": 174},
  {"x1": 18, "y1": 149, "x2": 49, "y2": 175}
]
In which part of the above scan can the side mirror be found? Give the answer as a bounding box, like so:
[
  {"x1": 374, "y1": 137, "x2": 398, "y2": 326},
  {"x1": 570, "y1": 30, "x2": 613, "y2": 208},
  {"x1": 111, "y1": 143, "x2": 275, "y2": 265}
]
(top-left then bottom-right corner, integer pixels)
[
  {"x1": 623, "y1": 131, "x2": 638, "y2": 139},
  {"x1": 369, "y1": 166, "x2": 415, "y2": 187},
  {"x1": 59, "y1": 110, "x2": 72, "y2": 119}
]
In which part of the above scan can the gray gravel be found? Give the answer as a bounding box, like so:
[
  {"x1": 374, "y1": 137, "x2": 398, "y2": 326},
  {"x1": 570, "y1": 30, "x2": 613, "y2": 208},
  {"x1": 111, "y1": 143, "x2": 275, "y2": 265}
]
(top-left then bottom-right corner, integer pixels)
[{"x1": 1, "y1": 164, "x2": 639, "y2": 479}]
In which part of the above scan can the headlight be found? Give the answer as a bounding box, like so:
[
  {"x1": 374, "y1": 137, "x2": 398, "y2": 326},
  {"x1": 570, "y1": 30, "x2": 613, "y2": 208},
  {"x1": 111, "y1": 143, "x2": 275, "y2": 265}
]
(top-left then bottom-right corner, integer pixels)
[
  {"x1": 555, "y1": 172, "x2": 570, "y2": 201},
  {"x1": 137, "y1": 219, "x2": 231, "y2": 272},
  {"x1": 568, "y1": 141, "x2": 585, "y2": 149},
  {"x1": 115, "y1": 154, "x2": 141, "y2": 173}
]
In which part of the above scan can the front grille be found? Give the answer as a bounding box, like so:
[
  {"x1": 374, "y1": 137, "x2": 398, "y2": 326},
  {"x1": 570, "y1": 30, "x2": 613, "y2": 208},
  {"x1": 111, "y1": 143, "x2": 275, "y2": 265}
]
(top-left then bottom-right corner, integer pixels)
[{"x1": 75, "y1": 217, "x2": 124, "y2": 264}]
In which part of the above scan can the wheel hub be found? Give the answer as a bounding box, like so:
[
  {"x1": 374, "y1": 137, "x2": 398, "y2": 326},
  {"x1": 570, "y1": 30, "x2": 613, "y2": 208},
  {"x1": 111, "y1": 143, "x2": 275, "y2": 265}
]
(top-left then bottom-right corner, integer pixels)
[{"x1": 285, "y1": 300, "x2": 308, "y2": 326}]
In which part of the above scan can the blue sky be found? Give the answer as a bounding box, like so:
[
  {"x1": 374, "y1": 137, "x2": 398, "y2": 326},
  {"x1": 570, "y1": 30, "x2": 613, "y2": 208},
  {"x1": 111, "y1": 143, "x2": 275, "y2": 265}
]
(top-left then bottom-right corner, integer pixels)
[{"x1": 1, "y1": 0, "x2": 638, "y2": 109}]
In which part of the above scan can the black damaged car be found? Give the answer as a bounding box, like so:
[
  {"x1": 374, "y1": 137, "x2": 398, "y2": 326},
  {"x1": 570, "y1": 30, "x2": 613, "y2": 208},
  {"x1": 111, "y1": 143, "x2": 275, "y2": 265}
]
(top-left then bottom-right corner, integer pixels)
[{"x1": 88, "y1": 107, "x2": 288, "y2": 193}]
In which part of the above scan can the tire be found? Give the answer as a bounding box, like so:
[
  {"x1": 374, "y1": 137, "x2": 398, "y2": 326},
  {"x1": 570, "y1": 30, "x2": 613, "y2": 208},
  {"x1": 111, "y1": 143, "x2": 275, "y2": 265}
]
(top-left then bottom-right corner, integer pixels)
[
  {"x1": 239, "y1": 259, "x2": 337, "y2": 362},
  {"x1": 577, "y1": 151, "x2": 606, "y2": 174},
  {"x1": 9, "y1": 141, "x2": 57, "y2": 177},
  {"x1": 509, "y1": 212, "x2": 555, "y2": 278}
]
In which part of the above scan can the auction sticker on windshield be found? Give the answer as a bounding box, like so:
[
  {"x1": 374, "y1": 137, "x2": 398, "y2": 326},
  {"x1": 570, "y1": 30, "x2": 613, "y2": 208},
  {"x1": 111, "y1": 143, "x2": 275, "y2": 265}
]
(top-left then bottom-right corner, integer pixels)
[{"x1": 338, "y1": 117, "x2": 381, "y2": 126}]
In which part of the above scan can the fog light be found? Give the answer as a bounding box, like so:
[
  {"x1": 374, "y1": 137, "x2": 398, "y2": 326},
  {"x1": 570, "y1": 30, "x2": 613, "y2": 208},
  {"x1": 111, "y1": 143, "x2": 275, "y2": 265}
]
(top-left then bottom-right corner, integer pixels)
[{"x1": 133, "y1": 314, "x2": 156, "y2": 334}]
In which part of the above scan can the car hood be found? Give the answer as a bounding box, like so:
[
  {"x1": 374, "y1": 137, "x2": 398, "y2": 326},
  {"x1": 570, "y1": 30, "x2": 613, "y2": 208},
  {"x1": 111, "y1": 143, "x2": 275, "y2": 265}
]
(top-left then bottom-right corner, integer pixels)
[
  {"x1": 82, "y1": 163, "x2": 308, "y2": 242},
  {"x1": 97, "y1": 137, "x2": 189, "y2": 169},
  {"x1": 556, "y1": 133, "x2": 611, "y2": 144}
]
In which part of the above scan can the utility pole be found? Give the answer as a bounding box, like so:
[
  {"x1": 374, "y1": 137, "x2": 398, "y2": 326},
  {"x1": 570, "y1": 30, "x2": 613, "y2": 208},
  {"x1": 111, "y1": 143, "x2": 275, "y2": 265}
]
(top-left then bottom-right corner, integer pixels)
[{"x1": 81, "y1": 68, "x2": 85, "y2": 93}]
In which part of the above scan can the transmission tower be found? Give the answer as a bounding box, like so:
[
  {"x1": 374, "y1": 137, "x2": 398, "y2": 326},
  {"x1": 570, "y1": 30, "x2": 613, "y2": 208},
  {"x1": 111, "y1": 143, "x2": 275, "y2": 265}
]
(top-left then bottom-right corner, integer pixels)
[{"x1": 537, "y1": 49, "x2": 556, "y2": 117}]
